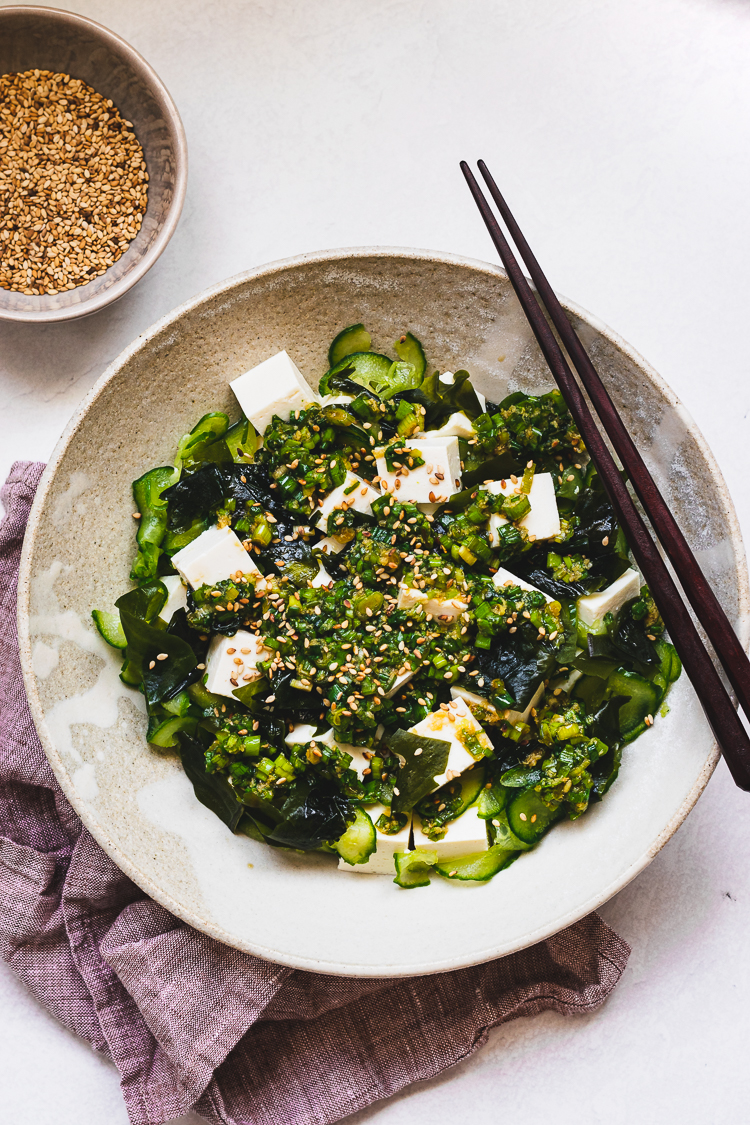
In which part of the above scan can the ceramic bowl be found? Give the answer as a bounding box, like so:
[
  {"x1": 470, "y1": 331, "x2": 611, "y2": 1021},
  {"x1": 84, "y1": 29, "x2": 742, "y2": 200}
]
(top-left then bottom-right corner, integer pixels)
[
  {"x1": 17, "y1": 248, "x2": 749, "y2": 976},
  {"x1": 0, "y1": 5, "x2": 187, "y2": 323}
]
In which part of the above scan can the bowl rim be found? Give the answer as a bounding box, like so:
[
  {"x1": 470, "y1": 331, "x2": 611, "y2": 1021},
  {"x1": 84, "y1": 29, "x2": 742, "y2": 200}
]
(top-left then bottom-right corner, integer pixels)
[
  {"x1": 0, "y1": 3, "x2": 188, "y2": 324},
  {"x1": 16, "y1": 246, "x2": 750, "y2": 975}
]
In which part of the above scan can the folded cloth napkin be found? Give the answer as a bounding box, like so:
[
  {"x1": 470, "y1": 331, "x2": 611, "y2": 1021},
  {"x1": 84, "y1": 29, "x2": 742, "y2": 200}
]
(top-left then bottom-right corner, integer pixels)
[{"x1": 0, "y1": 461, "x2": 629, "y2": 1125}]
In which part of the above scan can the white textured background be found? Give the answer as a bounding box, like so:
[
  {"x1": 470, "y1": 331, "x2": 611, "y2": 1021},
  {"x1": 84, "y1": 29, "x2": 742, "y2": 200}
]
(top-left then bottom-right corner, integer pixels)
[{"x1": 2, "y1": 1, "x2": 750, "y2": 1122}]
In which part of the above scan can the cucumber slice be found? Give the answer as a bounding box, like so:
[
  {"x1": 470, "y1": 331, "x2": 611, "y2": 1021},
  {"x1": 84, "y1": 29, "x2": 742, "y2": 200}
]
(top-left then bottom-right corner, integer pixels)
[
  {"x1": 435, "y1": 844, "x2": 519, "y2": 882},
  {"x1": 507, "y1": 789, "x2": 559, "y2": 844},
  {"x1": 394, "y1": 846, "x2": 438, "y2": 888},
  {"x1": 119, "y1": 658, "x2": 141, "y2": 686},
  {"x1": 148, "y1": 715, "x2": 198, "y2": 748},
  {"x1": 476, "y1": 779, "x2": 511, "y2": 820},
  {"x1": 322, "y1": 353, "x2": 422, "y2": 400},
  {"x1": 328, "y1": 323, "x2": 372, "y2": 367},
  {"x1": 188, "y1": 680, "x2": 227, "y2": 711},
  {"x1": 607, "y1": 668, "x2": 661, "y2": 741},
  {"x1": 487, "y1": 810, "x2": 534, "y2": 851},
  {"x1": 393, "y1": 332, "x2": 427, "y2": 381},
  {"x1": 334, "y1": 806, "x2": 376, "y2": 865},
  {"x1": 92, "y1": 609, "x2": 127, "y2": 649},
  {"x1": 225, "y1": 417, "x2": 257, "y2": 462}
]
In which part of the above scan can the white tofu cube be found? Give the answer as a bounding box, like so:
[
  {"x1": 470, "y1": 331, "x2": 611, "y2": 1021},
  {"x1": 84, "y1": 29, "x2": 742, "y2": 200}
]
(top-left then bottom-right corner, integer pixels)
[
  {"x1": 376, "y1": 436, "x2": 462, "y2": 504},
  {"x1": 425, "y1": 411, "x2": 475, "y2": 440},
  {"x1": 412, "y1": 803, "x2": 489, "y2": 860},
  {"x1": 158, "y1": 575, "x2": 188, "y2": 623},
  {"x1": 577, "y1": 567, "x2": 641, "y2": 632},
  {"x1": 492, "y1": 566, "x2": 554, "y2": 603},
  {"x1": 314, "y1": 535, "x2": 348, "y2": 556},
  {"x1": 172, "y1": 525, "x2": 266, "y2": 592},
  {"x1": 205, "y1": 631, "x2": 271, "y2": 699},
  {"x1": 484, "y1": 472, "x2": 560, "y2": 543},
  {"x1": 284, "y1": 722, "x2": 319, "y2": 746},
  {"x1": 449, "y1": 680, "x2": 544, "y2": 727},
  {"x1": 320, "y1": 394, "x2": 354, "y2": 406},
  {"x1": 449, "y1": 685, "x2": 501, "y2": 725},
  {"x1": 338, "y1": 802, "x2": 412, "y2": 874},
  {"x1": 410, "y1": 697, "x2": 493, "y2": 789},
  {"x1": 311, "y1": 561, "x2": 334, "y2": 588},
  {"x1": 396, "y1": 585, "x2": 469, "y2": 620},
  {"x1": 316, "y1": 727, "x2": 371, "y2": 779},
  {"x1": 314, "y1": 472, "x2": 380, "y2": 532},
  {"x1": 385, "y1": 666, "x2": 416, "y2": 698},
  {"x1": 230, "y1": 351, "x2": 320, "y2": 433}
]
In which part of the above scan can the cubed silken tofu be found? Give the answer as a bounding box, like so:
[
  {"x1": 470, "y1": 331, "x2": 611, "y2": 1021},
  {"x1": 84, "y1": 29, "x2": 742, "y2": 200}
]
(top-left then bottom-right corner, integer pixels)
[
  {"x1": 315, "y1": 472, "x2": 380, "y2": 532},
  {"x1": 205, "y1": 630, "x2": 271, "y2": 699},
  {"x1": 284, "y1": 722, "x2": 319, "y2": 746},
  {"x1": 485, "y1": 472, "x2": 560, "y2": 543},
  {"x1": 449, "y1": 681, "x2": 543, "y2": 727},
  {"x1": 385, "y1": 666, "x2": 417, "y2": 698},
  {"x1": 577, "y1": 567, "x2": 641, "y2": 631},
  {"x1": 311, "y1": 561, "x2": 334, "y2": 588},
  {"x1": 172, "y1": 524, "x2": 266, "y2": 592},
  {"x1": 317, "y1": 728, "x2": 371, "y2": 780},
  {"x1": 410, "y1": 698, "x2": 492, "y2": 789},
  {"x1": 376, "y1": 435, "x2": 462, "y2": 505},
  {"x1": 492, "y1": 566, "x2": 554, "y2": 603},
  {"x1": 158, "y1": 574, "x2": 188, "y2": 623},
  {"x1": 337, "y1": 803, "x2": 412, "y2": 874},
  {"x1": 412, "y1": 803, "x2": 490, "y2": 860},
  {"x1": 313, "y1": 535, "x2": 348, "y2": 556},
  {"x1": 396, "y1": 584, "x2": 469, "y2": 620},
  {"x1": 424, "y1": 411, "x2": 475, "y2": 440},
  {"x1": 229, "y1": 350, "x2": 320, "y2": 433}
]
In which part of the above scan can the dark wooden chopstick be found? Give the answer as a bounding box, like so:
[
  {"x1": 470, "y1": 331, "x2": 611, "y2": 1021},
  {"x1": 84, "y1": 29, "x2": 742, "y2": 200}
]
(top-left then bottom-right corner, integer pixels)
[
  {"x1": 476, "y1": 158, "x2": 750, "y2": 725},
  {"x1": 460, "y1": 159, "x2": 750, "y2": 790}
]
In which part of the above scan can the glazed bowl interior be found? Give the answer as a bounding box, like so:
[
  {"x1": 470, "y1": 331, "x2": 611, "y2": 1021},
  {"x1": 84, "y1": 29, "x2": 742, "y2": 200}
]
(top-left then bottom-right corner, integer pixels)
[
  {"x1": 18, "y1": 249, "x2": 749, "y2": 976},
  {"x1": 0, "y1": 5, "x2": 187, "y2": 323}
]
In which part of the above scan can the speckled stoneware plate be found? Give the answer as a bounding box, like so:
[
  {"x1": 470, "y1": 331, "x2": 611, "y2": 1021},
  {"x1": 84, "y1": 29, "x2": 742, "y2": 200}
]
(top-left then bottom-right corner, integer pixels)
[{"x1": 17, "y1": 248, "x2": 749, "y2": 977}]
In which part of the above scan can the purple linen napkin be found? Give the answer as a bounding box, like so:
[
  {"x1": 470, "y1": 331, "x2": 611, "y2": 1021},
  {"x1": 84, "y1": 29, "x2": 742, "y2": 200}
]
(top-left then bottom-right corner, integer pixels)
[{"x1": 0, "y1": 461, "x2": 630, "y2": 1125}]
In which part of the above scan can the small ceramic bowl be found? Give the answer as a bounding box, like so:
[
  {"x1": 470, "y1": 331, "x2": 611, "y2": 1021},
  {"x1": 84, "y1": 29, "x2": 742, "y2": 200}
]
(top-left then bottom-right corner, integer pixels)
[
  {"x1": 17, "y1": 248, "x2": 750, "y2": 976},
  {"x1": 0, "y1": 5, "x2": 187, "y2": 323}
]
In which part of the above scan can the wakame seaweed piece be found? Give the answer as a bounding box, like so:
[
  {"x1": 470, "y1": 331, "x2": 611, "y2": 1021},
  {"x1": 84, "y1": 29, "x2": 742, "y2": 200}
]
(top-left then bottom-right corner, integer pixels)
[
  {"x1": 328, "y1": 324, "x2": 373, "y2": 367},
  {"x1": 163, "y1": 464, "x2": 226, "y2": 532},
  {"x1": 461, "y1": 452, "x2": 525, "y2": 489},
  {"x1": 510, "y1": 559, "x2": 595, "y2": 600},
  {"x1": 387, "y1": 729, "x2": 452, "y2": 817},
  {"x1": 176, "y1": 728, "x2": 245, "y2": 833},
  {"x1": 408, "y1": 369, "x2": 484, "y2": 425},
  {"x1": 166, "y1": 607, "x2": 209, "y2": 662},
  {"x1": 116, "y1": 586, "x2": 198, "y2": 706},
  {"x1": 255, "y1": 516, "x2": 317, "y2": 583},
  {"x1": 472, "y1": 633, "x2": 558, "y2": 711},
  {"x1": 221, "y1": 462, "x2": 284, "y2": 512},
  {"x1": 267, "y1": 776, "x2": 353, "y2": 850},
  {"x1": 130, "y1": 467, "x2": 177, "y2": 581},
  {"x1": 266, "y1": 669, "x2": 326, "y2": 725}
]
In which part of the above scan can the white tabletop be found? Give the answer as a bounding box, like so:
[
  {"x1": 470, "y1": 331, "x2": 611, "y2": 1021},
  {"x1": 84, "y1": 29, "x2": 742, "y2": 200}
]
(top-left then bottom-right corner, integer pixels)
[{"x1": 3, "y1": 1, "x2": 750, "y2": 1121}]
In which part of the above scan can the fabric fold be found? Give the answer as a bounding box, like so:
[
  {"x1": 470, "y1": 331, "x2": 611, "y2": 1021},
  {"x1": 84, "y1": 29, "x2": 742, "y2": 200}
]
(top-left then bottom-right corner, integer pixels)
[{"x1": 0, "y1": 462, "x2": 630, "y2": 1125}]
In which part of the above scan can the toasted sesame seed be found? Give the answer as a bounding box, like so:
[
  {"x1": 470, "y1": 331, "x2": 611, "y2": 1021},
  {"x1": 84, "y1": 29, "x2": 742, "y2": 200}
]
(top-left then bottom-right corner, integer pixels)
[{"x1": 0, "y1": 70, "x2": 149, "y2": 295}]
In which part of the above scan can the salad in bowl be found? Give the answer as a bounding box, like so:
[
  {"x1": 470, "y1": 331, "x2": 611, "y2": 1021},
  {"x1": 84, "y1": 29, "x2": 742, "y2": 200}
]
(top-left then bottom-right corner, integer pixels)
[{"x1": 93, "y1": 323, "x2": 681, "y2": 888}]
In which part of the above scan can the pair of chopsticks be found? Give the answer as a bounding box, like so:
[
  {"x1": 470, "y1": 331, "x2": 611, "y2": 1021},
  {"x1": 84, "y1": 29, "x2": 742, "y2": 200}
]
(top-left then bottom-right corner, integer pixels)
[{"x1": 461, "y1": 159, "x2": 750, "y2": 790}]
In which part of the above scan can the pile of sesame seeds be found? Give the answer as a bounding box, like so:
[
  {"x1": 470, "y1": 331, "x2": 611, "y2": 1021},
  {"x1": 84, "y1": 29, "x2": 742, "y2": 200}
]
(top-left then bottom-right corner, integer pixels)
[{"x1": 0, "y1": 69, "x2": 148, "y2": 296}]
